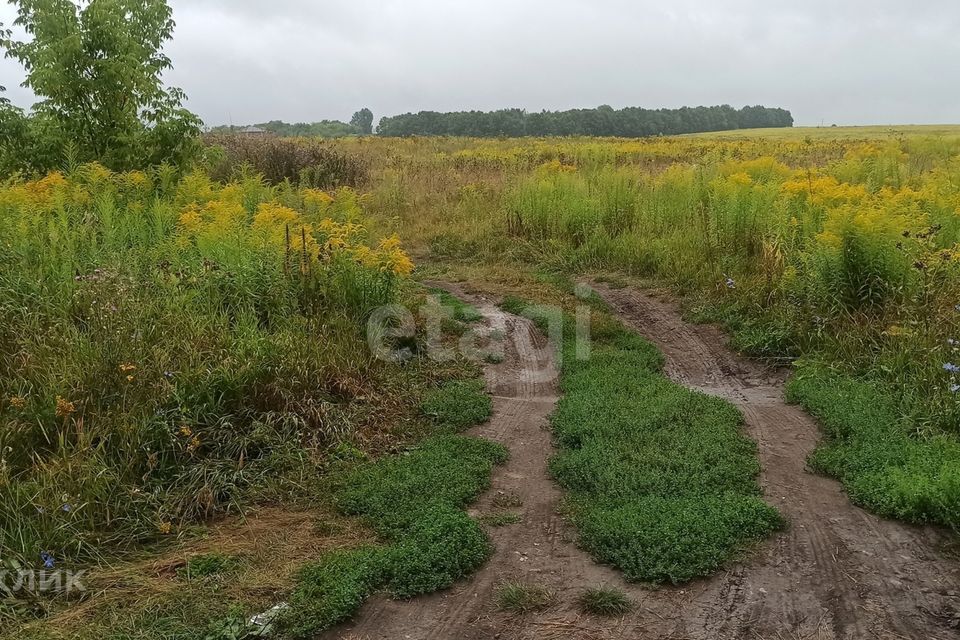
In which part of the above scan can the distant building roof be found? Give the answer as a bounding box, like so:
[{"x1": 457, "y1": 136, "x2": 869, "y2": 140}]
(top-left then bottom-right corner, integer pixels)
[{"x1": 240, "y1": 126, "x2": 267, "y2": 134}]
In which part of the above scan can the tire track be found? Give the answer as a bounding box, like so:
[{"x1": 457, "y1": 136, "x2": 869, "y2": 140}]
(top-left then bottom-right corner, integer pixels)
[
  {"x1": 324, "y1": 282, "x2": 959, "y2": 640},
  {"x1": 590, "y1": 282, "x2": 960, "y2": 640}
]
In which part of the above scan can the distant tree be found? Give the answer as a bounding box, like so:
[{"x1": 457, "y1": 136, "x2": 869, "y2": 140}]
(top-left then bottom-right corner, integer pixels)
[
  {"x1": 208, "y1": 119, "x2": 359, "y2": 139},
  {"x1": 0, "y1": 21, "x2": 5, "y2": 104},
  {"x1": 0, "y1": 0, "x2": 201, "y2": 173},
  {"x1": 350, "y1": 108, "x2": 374, "y2": 135}
]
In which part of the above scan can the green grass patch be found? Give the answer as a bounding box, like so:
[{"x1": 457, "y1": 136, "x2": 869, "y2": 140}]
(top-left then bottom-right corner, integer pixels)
[
  {"x1": 684, "y1": 298, "x2": 801, "y2": 361},
  {"x1": 578, "y1": 586, "x2": 632, "y2": 616},
  {"x1": 787, "y1": 364, "x2": 960, "y2": 530},
  {"x1": 504, "y1": 299, "x2": 782, "y2": 585},
  {"x1": 420, "y1": 379, "x2": 493, "y2": 432},
  {"x1": 428, "y1": 288, "x2": 484, "y2": 323},
  {"x1": 283, "y1": 547, "x2": 387, "y2": 636},
  {"x1": 495, "y1": 582, "x2": 556, "y2": 613},
  {"x1": 177, "y1": 553, "x2": 239, "y2": 581},
  {"x1": 478, "y1": 511, "x2": 522, "y2": 527},
  {"x1": 483, "y1": 352, "x2": 505, "y2": 365},
  {"x1": 281, "y1": 434, "x2": 508, "y2": 636}
]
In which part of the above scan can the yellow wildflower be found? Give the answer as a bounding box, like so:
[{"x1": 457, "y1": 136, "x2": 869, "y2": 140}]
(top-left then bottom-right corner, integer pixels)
[
  {"x1": 55, "y1": 396, "x2": 76, "y2": 418},
  {"x1": 303, "y1": 189, "x2": 335, "y2": 211}
]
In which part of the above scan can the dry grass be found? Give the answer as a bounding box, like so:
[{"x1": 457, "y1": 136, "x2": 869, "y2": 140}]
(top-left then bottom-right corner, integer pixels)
[{"x1": 11, "y1": 506, "x2": 375, "y2": 638}]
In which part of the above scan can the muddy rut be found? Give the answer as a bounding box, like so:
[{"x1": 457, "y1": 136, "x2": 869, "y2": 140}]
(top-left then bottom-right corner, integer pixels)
[{"x1": 328, "y1": 282, "x2": 960, "y2": 640}]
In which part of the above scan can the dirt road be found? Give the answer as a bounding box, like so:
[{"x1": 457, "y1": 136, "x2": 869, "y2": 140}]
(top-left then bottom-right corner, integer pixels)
[{"x1": 327, "y1": 282, "x2": 960, "y2": 640}]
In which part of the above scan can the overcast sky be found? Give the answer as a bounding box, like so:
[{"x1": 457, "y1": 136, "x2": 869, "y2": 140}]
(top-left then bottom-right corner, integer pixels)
[{"x1": 1, "y1": 0, "x2": 958, "y2": 127}]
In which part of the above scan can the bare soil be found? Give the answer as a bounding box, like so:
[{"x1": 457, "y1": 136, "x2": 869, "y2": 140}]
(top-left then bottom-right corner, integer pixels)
[{"x1": 327, "y1": 282, "x2": 960, "y2": 640}]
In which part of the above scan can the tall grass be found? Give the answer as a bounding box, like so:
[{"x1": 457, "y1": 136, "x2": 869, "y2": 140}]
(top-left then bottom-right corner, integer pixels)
[
  {"x1": 0, "y1": 165, "x2": 413, "y2": 563},
  {"x1": 504, "y1": 143, "x2": 960, "y2": 429}
]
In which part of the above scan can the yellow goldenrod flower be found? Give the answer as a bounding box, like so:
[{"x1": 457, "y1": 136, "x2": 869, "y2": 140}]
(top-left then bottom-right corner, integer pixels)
[{"x1": 55, "y1": 396, "x2": 76, "y2": 418}]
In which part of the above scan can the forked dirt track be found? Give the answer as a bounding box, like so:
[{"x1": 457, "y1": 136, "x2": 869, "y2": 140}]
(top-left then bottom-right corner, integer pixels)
[{"x1": 328, "y1": 282, "x2": 960, "y2": 640}]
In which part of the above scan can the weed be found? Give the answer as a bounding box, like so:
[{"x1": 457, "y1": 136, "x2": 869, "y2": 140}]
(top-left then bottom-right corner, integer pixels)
[
  {"x1": 578, "y1": 586, "x2": 632, "y2": 616},
  {"x1": 284, "y1": 547, "x2": 387, "y2": 636},
  {"x1": 491, "y1": 491, "x2": 524, "y2": 509},
  {"x1": 495, "y1": 582, "x2": 556, "y2": 613},
  {"x1": 483, "y1": 352, "x2": 505, "y2": 365},
  {"x1": 205, "y1": 134, "x2": 367, "y2": 188},
  {"x1": 0, "y1": 168, "x2": 416, "y2": 564}
]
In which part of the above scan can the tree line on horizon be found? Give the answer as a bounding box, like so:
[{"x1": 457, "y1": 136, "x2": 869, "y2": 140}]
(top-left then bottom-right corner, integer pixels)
[
  {"x1": 214, "y1": 104, "x2": 794, "y2": 140},
  {"x1": 376, "y1": 105, "x2": 794, "y2": 137}
]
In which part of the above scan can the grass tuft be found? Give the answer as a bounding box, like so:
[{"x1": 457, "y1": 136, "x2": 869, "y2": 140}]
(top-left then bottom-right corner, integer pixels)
[
  {"x1": 490, "y1": 491, "x2": 523, "y2": 509},
  {"x1": 578, "y1": 586, "x2": 632, "y2": 616},
  {"x1": 495, "y1": 582, "x2": 556, "y2": 613},
  {"x1": 479, "y1": 511, "x2": 522, "y2": 527}
]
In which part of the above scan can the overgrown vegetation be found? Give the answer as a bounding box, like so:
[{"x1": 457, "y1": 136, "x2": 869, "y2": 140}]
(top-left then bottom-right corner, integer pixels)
[
  {"x1": 204, "y1": 134, "x2": 368, "y2": 188},
  {"x1": 0, "y1": 167, "x2": 415, "y2": 565},
  {"x1": 479, "y1": 511, "x2": 522, "y2": 527},
  {"x1": 504, "y1": 298, "x2": 783, "y2": 584},
  {"x1": 428, "y1": 288, "x2": 485, "y2": 323},
  {"x1": 2, "y1": 0, "x2": 958, "y2": 622}
]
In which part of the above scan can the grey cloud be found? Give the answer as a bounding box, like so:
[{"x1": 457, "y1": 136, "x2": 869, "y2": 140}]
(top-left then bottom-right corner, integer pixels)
[{"x1": 1, "y1": 0, "x2": 958, "y2": 126}]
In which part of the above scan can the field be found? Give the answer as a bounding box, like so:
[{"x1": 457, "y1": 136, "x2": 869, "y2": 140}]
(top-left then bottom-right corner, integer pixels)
[
  {"x1": 4, "y1": 127, "x2": 960, "y2": 638},
  {"x1": 687, "y1": 124, "x2": 960, "y2": 139}
]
